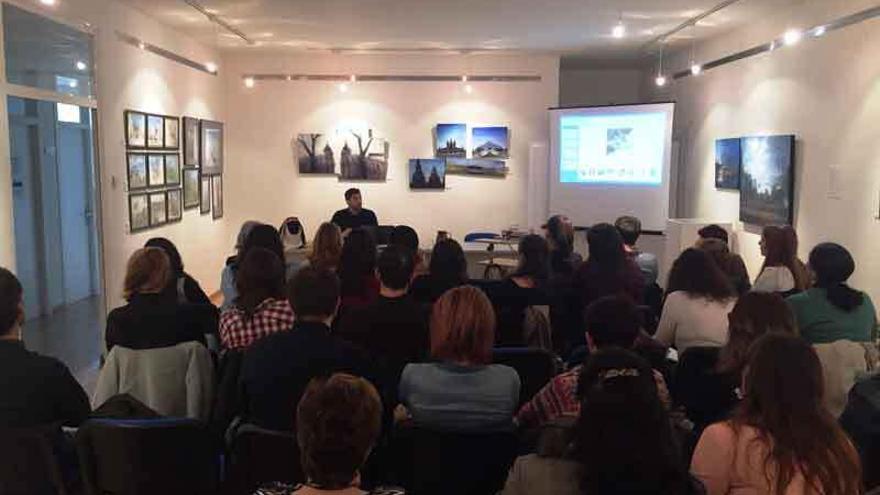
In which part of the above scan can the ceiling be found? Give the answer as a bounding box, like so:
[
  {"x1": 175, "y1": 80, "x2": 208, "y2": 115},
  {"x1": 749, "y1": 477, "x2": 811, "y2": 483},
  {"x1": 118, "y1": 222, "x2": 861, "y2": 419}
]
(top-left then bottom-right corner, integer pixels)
[{"x1": 121, "y1": 0, "x2": 789, "y2": 60}]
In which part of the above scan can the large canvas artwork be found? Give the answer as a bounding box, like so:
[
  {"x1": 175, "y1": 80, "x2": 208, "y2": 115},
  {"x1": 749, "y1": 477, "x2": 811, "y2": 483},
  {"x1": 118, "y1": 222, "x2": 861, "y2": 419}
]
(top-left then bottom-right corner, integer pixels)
[
  {"x1": 435, "y1": 124, "x2": 466, "y2": 158},
  {"x1": 409, "y1": 159, "x2": 445, "y2": 189},
  {"x1": 201, "y1": 120, "x2": 224, "y2": 176},
  {"x1": 296, "y1": 133, "x2": 336, "y2": 174},
  {"x1": 715, "y1": 138, "x2": 742, "y2": 190},
  {"x1": 472, "y1": 126, "x2": 509, "y2": 159},
  {"x1": 740, "y1": 135, "x2": 795, "y2": 226},
  {"x1": 446, "y1": 157, "x2": 508, "y2": 177},
  {"x1": 338, "y1": 129, "x2": 388, "y2": 181}
]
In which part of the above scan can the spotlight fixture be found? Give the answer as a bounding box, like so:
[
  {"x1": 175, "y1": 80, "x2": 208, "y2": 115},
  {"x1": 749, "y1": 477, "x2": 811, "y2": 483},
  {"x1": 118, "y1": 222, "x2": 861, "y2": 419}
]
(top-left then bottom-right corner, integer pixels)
[
  {"x1": 338, "y1": 83, "x2": 349, "y2": 93},
  {"x1": 612, "y1": 21, "x2": 626, "y2": 39},
  {"x1": 655, "y1": 75, "x2": 666, "y2": 87},
  {"x1": 39, "y1": 0, "x2": 56, "y2": 6},
  {"x1": 690, "y1": 63, "x2": 702, "y2": 76},
  {"x1": 205, "y1": 62, "x2": 218, "y2": 73},
  {"x1": 461, "y1": 75, "x2": 468, "y2": 82},
  {"x1": 464, "y1": 84, "x2": 473, "y2": 94},
  {"x1": 75, "y1": 60, "x2": 87, "y2": 71},
  {"x1": 783, "y1": 29, "x2": 802, "y2": 46},
  {"x1": 138, "y1": 41, "x2": 147, "y2": 50},
  {"x1": 244, "y1": 77, "x2": 255, "y2": 88},
  {"x1": 813, "y1": 25, "x2": 827, "y2": 37}
]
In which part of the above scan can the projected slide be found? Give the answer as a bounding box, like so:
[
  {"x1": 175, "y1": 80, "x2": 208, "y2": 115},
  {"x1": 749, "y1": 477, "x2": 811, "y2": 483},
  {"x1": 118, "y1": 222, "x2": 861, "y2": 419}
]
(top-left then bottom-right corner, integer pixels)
[{"x1": 559, "y1": 111, "x2": 667, "y2": 185}]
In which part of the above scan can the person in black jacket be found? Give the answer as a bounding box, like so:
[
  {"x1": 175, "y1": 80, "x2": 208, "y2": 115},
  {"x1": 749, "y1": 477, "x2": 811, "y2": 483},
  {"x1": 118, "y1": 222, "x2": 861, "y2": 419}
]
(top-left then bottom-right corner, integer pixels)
[
  {"x1": 0, "y1": 267, "x2": 90, "y2": 427},
  {"x1": 105, "y1": 247, "x2": 215, "y2": 352},
  {"x1": 144, "y1": 237, "x2": 213, "y2": 305}
]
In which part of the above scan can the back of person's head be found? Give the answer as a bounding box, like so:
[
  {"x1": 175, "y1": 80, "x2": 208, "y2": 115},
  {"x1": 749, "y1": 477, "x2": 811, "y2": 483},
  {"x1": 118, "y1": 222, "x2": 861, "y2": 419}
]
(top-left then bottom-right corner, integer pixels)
[
  {"x1": 760, "y1": 225, "x2": 809, "y2": 291},
  {"x1": 235, "y1": 247, "x2": 286, "y2": 317},
  {"x1": 0, "y1": 267, "x2": 23, "y2": 336},
  {"x1": 296, "y1": 373, "x2": 382, "y2": 490},
  {"x1": 584, "y1": 295, "x2": 642, "y2": 349},
  {"x1": 390, "y1": 225, "x2": 419, "y2": 253},
  {"x1": 698, "y1": 224, "x2": 729, "y2": 244},
  {"x1": 430, "y1": 286, "x2": 495, "y2": 365},
  {"x1": 809, "y1": 242, "x2": 864, "y2": 312},
  {"x1": 614, "y1": 216, "x2": 642, "y2": 247},
  {"x1": 310, "y1": 222, "x2": 343, "y2": 271},
  {"x1": 546, "y1": 214, "x2": 574, "y2": 254},
  {"x1": 513, "y1": 234, "x2": 549, "y2": 283},
  {"x1": 736, "y1": 334, "x2": 862, "y2": 495},
  {"x1": 288, "y1": 266, "x2": 340, "y2": 319},
  {"x1": 242, "y1": 224, "x2": 284, "y2": 263},
  {"x1": 339, "y1": 228, "x2": 377, "y2": 294},
  {"x1": 144, "y1": 237, "x2": 183, "y2": 275},
  {"x1": 586, "y1": 223, "x2": 625, "y2": 268},
  {"x1": 428, "y1": 238, "x2": 467, "y2": 285},
  {"x1": 123, "y1": 247, "x2": 171, "y2": 300},
  {"x1": 235, "y1": 220, "x2": 262, "y2": 251},
  {"x1": 377, "y1": 245, "x2": 415, "y2": 291},
  {"x1": 666, "y1": 248, "x2": 734, "y2": 301},
  {"x1": 717, "y1": 292, "x2": 796, "y2": 375},
  {"x1": 574, "y1": 348, "x2": 692, "y2": 494}
]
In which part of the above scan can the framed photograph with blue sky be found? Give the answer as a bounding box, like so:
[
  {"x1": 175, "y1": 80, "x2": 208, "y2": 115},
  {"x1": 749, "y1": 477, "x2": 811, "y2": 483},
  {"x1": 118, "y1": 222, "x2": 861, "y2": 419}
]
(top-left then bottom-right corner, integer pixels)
[
  {"x1": 409, "y1": 158, "x2": 446, "y2": 189},
  {"x1": 435, "y1": 123, "x2": 466, "y2": 158},
  {"x1": 472, "y1": 126, "x2": 509, "y2": 159},
  {"x1": 740, "y1": 135, "x2": 795, "y2": 226},
  {"x1": 715, "y1": 138, "x2": 742, "y2": 190}
]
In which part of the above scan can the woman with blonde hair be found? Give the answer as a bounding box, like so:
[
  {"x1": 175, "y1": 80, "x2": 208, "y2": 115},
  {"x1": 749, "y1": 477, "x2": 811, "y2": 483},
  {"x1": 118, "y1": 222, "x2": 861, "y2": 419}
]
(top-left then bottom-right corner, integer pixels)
[{"x1": 308, "y1": 222, "x2": 343, "y2": 272}]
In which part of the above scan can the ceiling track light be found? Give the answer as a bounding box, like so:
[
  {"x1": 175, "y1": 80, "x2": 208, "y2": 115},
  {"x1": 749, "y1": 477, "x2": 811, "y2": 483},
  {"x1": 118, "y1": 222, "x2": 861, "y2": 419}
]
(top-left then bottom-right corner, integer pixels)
[
  {"x1": 244, "y1": 77, "x2": 255, "y2": 88},
  {"x1": 75, "y1": 60, "x2": 87, "y2": 71},
  {"x1": 612, "y1": 12, "x2": 626, "y2": 38},
  {"x1": 338, "y1": 82, "x2": 349, "y2": 93},
  {"x1": 39, "y1": 0, "x2": 56, "y2": 6},
  {"x1": 205, "y1": 62, "x2": 218, "y2": 73},
  {"x1": 655, "y1": 43, "x2": 667, "y2": 87},
  {"x1": 783, "y1": 28, "x2": 803, "y2": 46}
]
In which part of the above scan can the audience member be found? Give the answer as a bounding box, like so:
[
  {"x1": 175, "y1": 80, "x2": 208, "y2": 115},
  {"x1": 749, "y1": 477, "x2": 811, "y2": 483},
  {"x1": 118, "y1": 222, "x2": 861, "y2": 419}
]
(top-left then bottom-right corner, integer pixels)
[
  {"x1": 782, "y1": 224, "x2": 810, "y2": 282},
  {"x1": 331, "y1": 188, "x2": 379, "y2": 235},
  {"x1": 105, "y1": 247, "x2": 210, "y2": 352},
  {"x1": 657, "y1": 248, "x2": 736, "y2": 352},
  {"x1": 615, "y1": 215, "x2": 659, "y2": 286},
  {"x1": 145, "y1": 237, "x2": 212, "y2": 305},
  {"x1": 753, "y1": 225, "x2": 809, "y2": 295},
  {"x1": 573, "y1": 223, "x2": 644, "y2": 307},
  {"x1": 410, "y1": 238, "x2": 468, "y2": 304},
  {"x1": 691, "y1": 334, "x2": 862, "y2": 495},
  {"x1": 239, "y1": 266, "x2": 372, "y2": 431},
  {"x1": 545, "y1": 215, "x2": 582, "y2": 279},
  {"x1": 219, "y1": 247, "x2": 295, "y2": 351},
  {"x1": 389, "y1": 225, "x2": 426, "y2": 275},
  {"x1": 398, "y1": 286, "x2": 520, "y2": 431},
  {"x1": 697, "y1": 238, "x2": 752, "y2": 295},
  {"x1": 697, "y1": 224, "x2": 730, "y2": 244},
  {"x1": 307, "y1": 222, "x2": 343, "y2": 273},
  {"x1": 788, "y1": 242, "x2": 876, "y2": 344},
  {"x1": 222, "y1": 223, "x2": 290, "y2": 309},
  {"x1": 0, "y1": 267, "x2": 90, "y2": 427},
  {"x1": 505, "y1": 349, "x2": 699, "y2": 495},
  {"x1": 256, "y1": 373, "x2": 402, "y2": 495},
  {"x1": 516, "y1": 295, "x2": 670, "y2": 431},
  {"x1": 221, "y1": 220, "x2": 261, "y2": 308},
  {"x1": 338, "y1": 228, "x2": 380, "y2": 311}
]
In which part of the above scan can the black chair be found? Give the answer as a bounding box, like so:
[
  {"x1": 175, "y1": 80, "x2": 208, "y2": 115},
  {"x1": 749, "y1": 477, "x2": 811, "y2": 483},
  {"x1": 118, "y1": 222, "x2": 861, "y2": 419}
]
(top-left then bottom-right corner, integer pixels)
[
  {"x1": 840, "y1": 375, "x2": 880, "y2": 491},
  {"x1": 673, "y1": 346, "x2": 738, "y2": 434},
  {"x1": 75, "y1": 418, "x2": 218, "y2": 495},
  {"x1": 493, "y1": 347, "x2": 560, "y2": 406},
  {"x1": 224, "y1": 423, "x2": 303, "y2": 495},
  {"x1": 0, "y1": 424, "x2": 69, "y2": 495},
  {"x1": 210, "y1": 349, "x2": 245, "y2": 443}
]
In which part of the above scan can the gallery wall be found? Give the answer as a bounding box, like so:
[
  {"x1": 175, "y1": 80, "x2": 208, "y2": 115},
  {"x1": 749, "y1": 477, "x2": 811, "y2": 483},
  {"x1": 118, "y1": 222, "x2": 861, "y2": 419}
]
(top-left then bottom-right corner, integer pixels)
[
  {"x1": 222, "y1": 52, "x2": 559, "y2": 247},
  {"x1": 558, "y1": 67, "x2": 644, "y2": 107},
  {"x1": 646, "y1": 0, "x2": 880, "y2": 304}
]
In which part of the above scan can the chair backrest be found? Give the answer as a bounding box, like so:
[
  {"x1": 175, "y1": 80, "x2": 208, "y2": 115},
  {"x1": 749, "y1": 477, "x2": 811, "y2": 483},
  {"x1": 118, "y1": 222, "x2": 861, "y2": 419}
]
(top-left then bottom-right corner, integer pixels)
[
  {"x1": 0, "y1": 424, "x2": 68, "y2": 495},
  {"x1": 840, "y1": 374, "x2": 880, "y2": 491},
  {"x1": 225, "y1": 423, "x2": 303, "y2": 495},
  {"x1": 75, "y1": 418, "x2": 218, "y2": 495},
  {"x1": 492, "y1": 347, "x2": 560, "y2": 406}
]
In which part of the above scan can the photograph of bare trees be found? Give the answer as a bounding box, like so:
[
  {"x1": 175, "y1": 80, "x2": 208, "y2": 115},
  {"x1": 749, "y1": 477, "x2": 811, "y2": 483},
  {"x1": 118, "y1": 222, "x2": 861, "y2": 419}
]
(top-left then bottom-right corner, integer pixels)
[
  {"x1": 296, "y1": 133, "x2": 336, "y2": 174},
  {"x1": 338, "y1": 129, "x2": 388, "y2": 181}
]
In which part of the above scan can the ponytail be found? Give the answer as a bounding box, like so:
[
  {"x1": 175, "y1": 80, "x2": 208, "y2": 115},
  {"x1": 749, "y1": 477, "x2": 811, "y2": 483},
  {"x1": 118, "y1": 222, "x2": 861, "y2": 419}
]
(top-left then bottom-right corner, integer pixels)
[{"x1": 825, "y1": 283, "x2": 864, "y2": 312}]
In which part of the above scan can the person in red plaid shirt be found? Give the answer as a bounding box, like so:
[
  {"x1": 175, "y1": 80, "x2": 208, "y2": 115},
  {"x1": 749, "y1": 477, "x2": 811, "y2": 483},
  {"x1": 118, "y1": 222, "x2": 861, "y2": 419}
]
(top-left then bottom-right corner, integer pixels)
[
  {"x1": 220, "y1": 247, "x2": 295, "y2": 350},
  {"x1": 516, "y1": 295, "x2": 670, "y2": 430}
]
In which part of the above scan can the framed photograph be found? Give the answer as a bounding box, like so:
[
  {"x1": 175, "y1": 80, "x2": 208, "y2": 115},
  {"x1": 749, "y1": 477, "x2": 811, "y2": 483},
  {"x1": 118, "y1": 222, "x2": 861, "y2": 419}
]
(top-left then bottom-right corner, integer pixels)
[
  {"x1": 127, "y1": 153, "x2": 147, "y2": 190},
  {"x1": 740, "y1": 135, "x2": 796, "y2": 226},
  {"x1": 715, "y1": 138, "x2": 742, "y2": 190},
  {"x1": 164, "y1": 154, "x2": 181, "y2": 186},
  {"x1": 200, "y1": 120, "x2": 224, "y2": 175},
  {"x1": 148, "y1": 191, "x2": 167, "y2": 226},
  {"x1": 183, "y1": 168, "x2": 200, "y2": 210},
  {"x1": 147, "y1": 155, "x2": 165, "y2": 187},
  {"x1": 164, "y1": 116, "x2": 180, "y2": 150},
  {"x1": 183, "y1": 117, "x2": 200, "y2": 166},
  {"x1": 435, "y1": 123, "x2": 467, "y2": 158},
  {"x1": 146, "y1": 114, "x2": 165, "y2": 149},
  {"x1": 472, "y1": 126, "x2": 510, "y2": 159},
  {"x1": 296, "y1": 133, "x2": 336, "y2": 174},
  {"x1": 129, "y1": 193, "x2": 149, "y2": 232},
  {"x1": 167, "y1": 189, "x2": 182, "y2": 222},
  {"x1": 200, "y1": 176, "x2": 211, "y2": 215},
  {"x1": 409, "y1": 158, "x2": 446, "y2": 189},
  {"x1": 125, "y1": 111, "x2": 147, "y2": 148},
  {"x1": 211, "y1": 175, "x2": 223, "y2": 219}
]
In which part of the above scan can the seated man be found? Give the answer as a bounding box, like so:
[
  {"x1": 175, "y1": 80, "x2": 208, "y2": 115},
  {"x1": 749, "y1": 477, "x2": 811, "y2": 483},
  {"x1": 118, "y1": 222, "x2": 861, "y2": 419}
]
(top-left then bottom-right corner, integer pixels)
[
  {"x1": 0, "y1": 267, "x2": 90, "y2": 427},
  {"x1": 516, "y1": 295, "x2": 670, "y2": 431},
  {"x1": 615, "y1": 216, "x2": 659, "y2": 286},
  {"x1": 331, "y1": 188, "x2": 378, "y2": 236},
  {"x1": 239, "y1": 266, "x2": 374, "y2": 431}
]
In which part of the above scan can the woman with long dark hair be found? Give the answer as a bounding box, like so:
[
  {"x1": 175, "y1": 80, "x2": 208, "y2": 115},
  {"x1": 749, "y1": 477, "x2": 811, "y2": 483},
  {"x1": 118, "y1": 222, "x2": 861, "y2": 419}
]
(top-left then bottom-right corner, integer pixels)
[
  {"x1": 337, "y1": 228, "x2": 379, "y2": 311},
  {"x1": 656, "y1": 248, "x2": 736, "y2": 352},
  {"x1": 410, "y1": 238, "x2": 469, "y2": 304},
  {"x1": 144, "y1": 237, "x2": 212, "y2": 305},
  {"x1": 573, "y1": 223, "x2": 644, "y2": 306},
  {"x1": 787, "y1": 242, "x2": 876, "y2": 344},
  {"x1": 753, "y1": 226, "x2": 810, "y2": 295},
  {"x1": 692, "y1": 333, "x2": 862, "y2": 495},
  {"x1": 545, "y1": 215, "x2": 581, "y2": 278}
]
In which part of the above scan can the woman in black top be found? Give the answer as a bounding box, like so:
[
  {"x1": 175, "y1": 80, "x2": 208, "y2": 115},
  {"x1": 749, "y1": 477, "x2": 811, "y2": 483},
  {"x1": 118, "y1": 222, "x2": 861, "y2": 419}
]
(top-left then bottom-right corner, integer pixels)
[
  {"x1": 145, "y1": 237, "x2": 212, "y2": 305},
  {"x1": 410, "y1": 239, "x2": 468, "y2": 304}
]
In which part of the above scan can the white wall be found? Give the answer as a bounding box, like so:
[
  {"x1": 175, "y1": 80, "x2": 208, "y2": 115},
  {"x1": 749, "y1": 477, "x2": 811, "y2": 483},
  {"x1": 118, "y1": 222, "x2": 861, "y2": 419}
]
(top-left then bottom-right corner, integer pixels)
[
  {"x1": 222, "y1": 53, "x2": 559, "y2": 247},
  {"x1": 646, "y1": 0, "x2": 880, "y2": 304},
  {"x1": 558, "y1": 68, "x2": 643, "y2": 107}
]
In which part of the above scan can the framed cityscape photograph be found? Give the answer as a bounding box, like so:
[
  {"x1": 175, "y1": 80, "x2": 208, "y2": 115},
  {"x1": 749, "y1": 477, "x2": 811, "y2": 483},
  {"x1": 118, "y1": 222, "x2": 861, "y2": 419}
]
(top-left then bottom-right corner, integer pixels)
[
  {"x1": 211, "y1": 175, "x2": 223, "y2": 219},
  {"x1": 129, "y1": 193, "x2": 149, "y2": 232},
  {"x1": 127, "y1": 153, "x2": 147, "y2": 190},
  {"x1": 200, "y1": 176, "x2": 211, "y2": 215},
  {"x1": 148, "y1": 191, "x2": 167, "y2": 226},
  {"x1": 125, "y1": 110, "x2": 147, "y2": 148},
  {"x1": 146, "y1": 114, "x2": 165, "y2": 149},
  {"x1": 164, "y1": 154, "x2": 181, "y2": 186},
  {"x1": 183, "y1": 168, "x2": 200, "y2": 210},
  {"x1": 164, "y1": 116, "x2": 180, "y2": 150},
  {"x1": 183, "y1": 116, "x2": 200, "y2": 166},
  {"x1": 200, "y1": 120, "x2": 224, "y2": 175},
  {"x1": 167, "y1": 189, "x2": 182, "y2": 222},
  {"x1": 147, "y1": 154, "x2": 165, "y2": 187}
]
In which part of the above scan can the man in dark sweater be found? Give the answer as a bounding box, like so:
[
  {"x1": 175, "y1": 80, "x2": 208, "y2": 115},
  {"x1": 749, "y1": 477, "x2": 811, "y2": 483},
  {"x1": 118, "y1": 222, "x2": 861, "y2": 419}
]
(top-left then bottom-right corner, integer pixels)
[
  {"x1": 0, "y1": 267, "x2": 90, "y2": 428},
  {"x1": 330, "y1": 188, "x2": 379, "y2": 235}
]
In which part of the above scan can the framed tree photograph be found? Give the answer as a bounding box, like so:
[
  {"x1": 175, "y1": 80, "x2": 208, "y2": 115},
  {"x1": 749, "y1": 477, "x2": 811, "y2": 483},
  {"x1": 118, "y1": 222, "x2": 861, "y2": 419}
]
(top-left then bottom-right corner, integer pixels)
[
  {"x1": 147, "y1": 155, "x2": 165, "y2": 187},
  {"x1": 148, "y1": 191, "x2": 167, "y2": 226},
  {"x1": 211, "y1": 175, "x2": 223, "y2": 219},
  {"x1": 200, "y1": 176, "x2": 211, "y2": 215},
  {"x1": 164, "y1": 116, "x2": 180, "y2": 150},
  {"x1": 183, "y1": 117, "x2": 200, "y2": 166},
  {"x1": 129, "y1": 193, "x2": 149, "y2": 232},
  {"x1": 127, "y1": 153, "x2": 147, "y2": 190},
  {"x1": 167, "y1": 189, "x2": 182, "y2": 222},
  {"x1": 125, "y1": 110, "x2": 147, "y2": 148},
  {"x1": 146, "y1": 114, "x2": 165, "y2": 149},
  {"x1": 183, "y1": 168, "x2": 200, "y2": 210},
  {"x1": 200, "y1": 120, "x2": 224, "y2": 175},
  {"x1": 164, "y1": 154, "x2": 181, "y2": 186}
]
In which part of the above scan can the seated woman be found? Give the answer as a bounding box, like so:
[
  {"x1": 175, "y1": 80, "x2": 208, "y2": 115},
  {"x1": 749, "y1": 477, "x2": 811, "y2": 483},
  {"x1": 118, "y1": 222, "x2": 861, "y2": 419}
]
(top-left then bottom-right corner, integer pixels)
[
  {"x1": 697, "y1": 238, "x2": 752, "y2": 295},
  {"x1": 221, "y1": 221, "x2": 262, "y2": 308},
  {"x1": 410, "y1": 239, "x2": 468, "y2": 304},
  {"x1": 256, "y1": 373, "x2": 403, "y2": 495},
  {"x1": 656, "y1": 248, "x2": 737, "y2": 353},
  {"x1": 105, "y1": 248, "x2": 211, "y2": 352},
  {"x1": 145, "y1": 237, "x2": 212, "y2": 305},
  {"x1": 573, "y1": 223, "x2": 644, "y2": 307},
  {"x1": 753, "y1": 225, "x2": 810, "y2": 296},
  {"x1": 544, "y1": 214, "x2": 581, "y2": 280},
  {"x1": 691, "y1": 334, "x2": 862, "y2": 495},
  {"x1": 503, "y1": 348, "x2": 699, "y2": 495},
  {"x1": 788, "y1": 242, "x2": 877, "y2": 344},
  {"x1": 338, "y1": 228, "x2": 379, "y2": 312},
  {"x1": 222, "y1": 224, "x2": 291, "y2": 309},
  {"x1": 219, "y1": 248, "x2": 295, "y2": 351},
  {"x1": 399, "y1": 286, "x2": 520, "y2": 431},
  {"x1": 304, "y1": 222, "x2": 343, "y2": 273}
]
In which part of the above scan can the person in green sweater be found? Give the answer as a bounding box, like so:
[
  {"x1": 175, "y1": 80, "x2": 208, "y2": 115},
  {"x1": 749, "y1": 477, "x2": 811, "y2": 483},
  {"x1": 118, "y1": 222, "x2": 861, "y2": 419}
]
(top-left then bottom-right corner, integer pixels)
[{"x1": 787, "y1": 243, "x2": 877, "y2": 344}]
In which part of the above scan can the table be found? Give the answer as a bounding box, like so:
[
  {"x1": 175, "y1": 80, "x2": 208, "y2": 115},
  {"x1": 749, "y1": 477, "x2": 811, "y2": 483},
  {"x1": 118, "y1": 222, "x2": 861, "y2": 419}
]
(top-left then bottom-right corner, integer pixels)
[{"x1": 468, "y1": 237, "x2": 520, "y2": 279}]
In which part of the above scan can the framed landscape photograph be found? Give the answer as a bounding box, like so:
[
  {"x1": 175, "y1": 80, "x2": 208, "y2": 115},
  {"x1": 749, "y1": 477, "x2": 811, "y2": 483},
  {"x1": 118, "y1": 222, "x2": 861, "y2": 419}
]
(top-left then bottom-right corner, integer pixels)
[
  {"x1": 147, "y1": 155, "x2": 165, "y2": 187},
  {"x1": 211, "y1": 175, "x2": 223, "y2": 219},
  {"x1": 200, "y1": 176, "x2": 211, "y2": 214},
  {"x1": 740, "y1": 135, "x2": 795, "y2": 226},
  {"x1": 125, "y1": 110, "x2": 146, "y2": 148},
  {"x1": 472, "y1": 126, "x2": 510, "y2": 159},
  {"x1": 127, "y1": 153, "x2": 147, "y2": 190},
  {"x1": 409, "y1": 158, "x2": 446, "y2": 189},
  {"x1": 146, "y1": 114, "x2": 164, "y2": 149},
  {"x1": 129, "y1": 193, "x2": 149, "y2": 232},
  {"x1": 183, "y1": 168, "x2": 200, "y2": 210},
  {"x1": 715, "y1": 138, "x2": 742, "y2": 190},
  {"x1": 164, "y1": 116, "x2": 180, "y2": 149},
  {"x1": 148, "y1": 191, "x2": 167, "y2": 226},
  {"x1": 164, "y1": 154, "x2": 181, "y2": 186},
  {"x1": 167, "y1": 189, "x2": 182, "y2": 222},
  {"x1": 183, "y1": 117, "x2": 200, "y2": 166},
  {"x1": 435, "y1": 123, "x2": 467, "y2": 158},
  {"x1": 201, "y1": 120, "x2": 224, "y2": 175}
]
